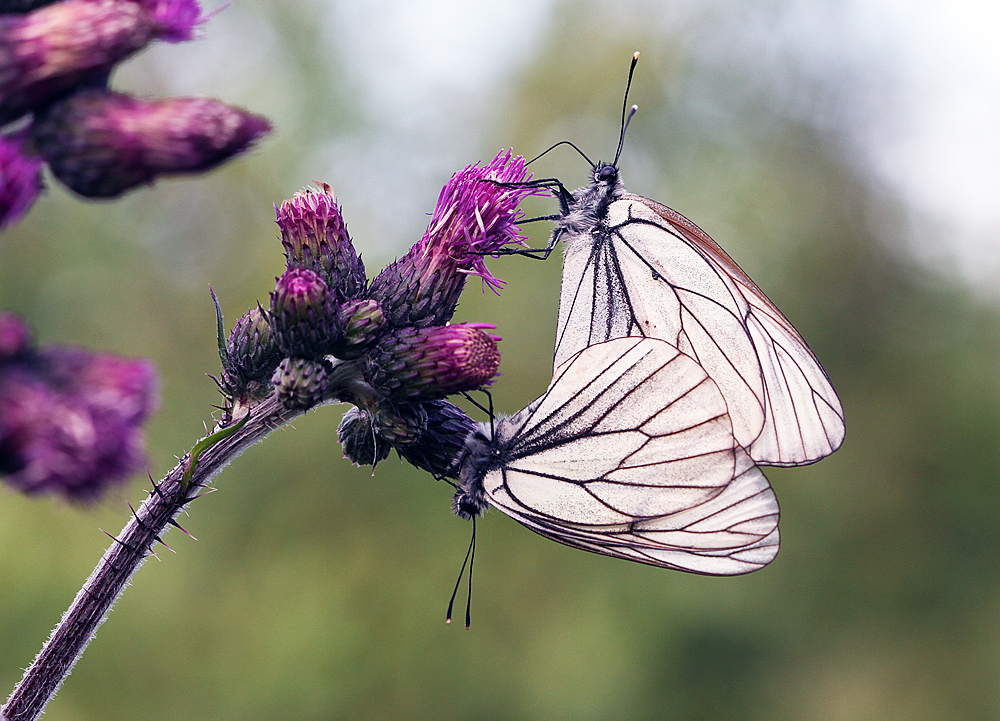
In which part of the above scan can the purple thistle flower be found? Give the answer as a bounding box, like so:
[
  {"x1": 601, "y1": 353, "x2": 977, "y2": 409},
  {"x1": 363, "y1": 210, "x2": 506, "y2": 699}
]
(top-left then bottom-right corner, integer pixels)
[
  {"x1": 0, "y1": 331, "x2": 158, "y2": 501},
  {"x1": 367, "y1": 149, "x2": 541, "y2": 330},
  {"x1": 366, "y1": 323, "x2": 501, "y2": 403},
  {"x1": 269, "y1": 268, "x2": 339, "y2": 358},
  {"x1": 30, "y1": 89, "x2": 271, "y2": 198},
  {"x1": 0, "y1": 0, "x2": 205, "y2": 125},
  {"x1": 277, "y1": 184, "x2": 367, "y2": 304},
  {"x1": 0, "y1": 132, "x2": 43, "y2": 231}
]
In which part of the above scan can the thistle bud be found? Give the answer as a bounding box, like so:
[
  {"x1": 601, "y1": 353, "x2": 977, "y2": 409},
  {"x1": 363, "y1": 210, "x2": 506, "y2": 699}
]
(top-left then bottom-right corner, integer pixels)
[
  {"x1": 30, "y1": 89, "x2": 271, "y2": 198},
  {"x1": 277, "y1": 184, "x2": 366, "y2": 303},
  {"x1": 0, "y1": 132, "x2": 43, "y2": 231},
  {"x1": 0, "y1": 342, "x2": 157, "y2": 500},
  {"x1": 271, "y1": 356, "x2": 327, "y2": 410},
  {"x1": 367, "y1": 149, "x2": 542, "y2": 330},
  {"x1": 394, "y1": 399, "x2": 476, "y2": 479},
  {"x1": 221, "y1": 306, "x2": 281, "y2": 401},
  {"x1": 329, "y1": 299, "x2": 385, "y2": 360},
  {"x1": 337, "y1": 406, "x2": 391, "y2": 467},
  {"x1": 0, "y1": 0, "x2": 206, "y2": 124},
  {"x1": 269, "y1": 268, "x2": 339, "y2": 358},
  {"x1": 366, "y1": 324, "x2": 500, "y2": 402}
]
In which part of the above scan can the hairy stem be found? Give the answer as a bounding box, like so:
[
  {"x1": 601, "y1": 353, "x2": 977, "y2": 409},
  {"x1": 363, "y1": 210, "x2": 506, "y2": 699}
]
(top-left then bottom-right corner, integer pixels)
[{"x1": 2, "y1": 392, "x2": 301, "y2": 721}]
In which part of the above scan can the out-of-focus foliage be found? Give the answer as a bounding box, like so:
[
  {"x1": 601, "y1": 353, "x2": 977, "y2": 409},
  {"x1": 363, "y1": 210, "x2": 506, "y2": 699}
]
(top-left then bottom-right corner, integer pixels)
[{"x1": 2, "y1": 1, "x2": 998, "y2": 720}]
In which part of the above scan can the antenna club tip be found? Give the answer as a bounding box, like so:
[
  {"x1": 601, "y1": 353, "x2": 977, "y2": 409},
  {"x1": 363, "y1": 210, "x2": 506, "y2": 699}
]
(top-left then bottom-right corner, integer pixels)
[{"x1": 633, "y1": 51, "x2": 640, "y2": 60}]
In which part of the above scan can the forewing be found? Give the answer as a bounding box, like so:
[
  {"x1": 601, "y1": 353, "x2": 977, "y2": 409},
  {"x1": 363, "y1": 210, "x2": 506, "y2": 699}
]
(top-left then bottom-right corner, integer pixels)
[
  {"x1": 554, "y1": 194, "x2": 845, "y2": 466},
  {"x1": 485, "y1": 337, "x2": 779, "y2": 575}
]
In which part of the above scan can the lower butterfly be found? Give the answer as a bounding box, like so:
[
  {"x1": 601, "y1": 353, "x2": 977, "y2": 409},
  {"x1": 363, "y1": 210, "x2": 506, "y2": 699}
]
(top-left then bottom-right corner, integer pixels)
[{"x1": 454, "y1": 336, "x2": 779, "y2": 575}]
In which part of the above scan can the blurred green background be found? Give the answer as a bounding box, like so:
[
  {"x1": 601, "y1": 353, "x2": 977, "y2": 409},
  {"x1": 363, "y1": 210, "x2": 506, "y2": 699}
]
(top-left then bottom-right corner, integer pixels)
[{"x1": 3, "y1": 1, "x2": 1000, "y2": 719}]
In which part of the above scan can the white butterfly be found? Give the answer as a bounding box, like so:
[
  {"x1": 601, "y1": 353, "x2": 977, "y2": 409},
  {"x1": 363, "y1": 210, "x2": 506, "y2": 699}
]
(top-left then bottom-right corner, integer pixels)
[
  {"x1": 455, "y1": 337, "x2": 779, "y2": 575},
  {"x1": 518, "y1": 52, "x2": 845, "y2": 467}
]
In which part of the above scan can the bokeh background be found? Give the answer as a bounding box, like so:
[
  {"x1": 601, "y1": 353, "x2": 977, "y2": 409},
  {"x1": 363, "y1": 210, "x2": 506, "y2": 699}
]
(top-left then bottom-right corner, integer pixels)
[{"x1": 3, "y1": 0, "x2": 1000, "y2": 718}]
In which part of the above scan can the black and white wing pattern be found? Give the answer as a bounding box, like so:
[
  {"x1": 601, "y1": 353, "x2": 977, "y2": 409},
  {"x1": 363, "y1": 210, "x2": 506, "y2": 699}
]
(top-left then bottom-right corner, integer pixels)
[
  {"x1": 455, "y1": 337, "x2": 779, "y2": 575},
  {"x1": 553, "y1": 190, "x2": 845, "y2": 467}
]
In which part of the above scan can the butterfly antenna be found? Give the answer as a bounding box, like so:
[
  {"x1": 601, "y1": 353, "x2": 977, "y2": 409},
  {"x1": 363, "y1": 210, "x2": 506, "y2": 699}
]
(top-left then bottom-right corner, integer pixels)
[
  {"x1": 461, "y1": 390, "x2": 496, "y2": 439},
  {"x1": 447, "y1": 521, "x2": 476, "y2": 626},
  {"x1": 613, "y1": 51, "x2": 641, "y2": 167},
  {"x1": 526, "y1": 140, "x2": 595, "y2": 169},
  {"x1": 465, "y1": 518, "x2": 476, "y2": 629}
]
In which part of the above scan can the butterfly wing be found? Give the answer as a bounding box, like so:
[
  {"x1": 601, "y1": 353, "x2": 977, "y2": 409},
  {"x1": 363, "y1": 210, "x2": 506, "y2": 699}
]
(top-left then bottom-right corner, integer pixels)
[
  {"x1": 482, "y1": 337, "x2": 779, "y2": 575},
  {"x1": 553, "y1": 194, "x2": 845, "y2": 466}
]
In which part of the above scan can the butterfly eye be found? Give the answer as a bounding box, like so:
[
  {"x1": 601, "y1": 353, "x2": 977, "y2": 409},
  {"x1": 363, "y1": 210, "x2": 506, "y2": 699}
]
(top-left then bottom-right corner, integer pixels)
[{"x1": 596, "y1": 165, "x2": 617, "y2": 182}]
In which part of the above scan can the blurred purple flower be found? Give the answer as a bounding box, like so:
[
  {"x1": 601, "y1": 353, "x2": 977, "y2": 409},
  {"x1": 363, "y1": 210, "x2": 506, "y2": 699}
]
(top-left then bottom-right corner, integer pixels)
[
  {"x1": 0, "y1": 317, "x2": 158, "y2": 500},
  {"x1": 0, "y1": 132, "x2": 43, "y2": 230},
  {"x1": 30, "y1": 89, "x2": 270, "y2": 198},
  {"x1": 0, "y1": 312, "x2": 32, "y2": 358},
  {"x1": 0, "y1": 0, "x2": 206, "y2": 125},
  {"x1": 367, "y1": 149, "x2": 542, "y2": 329}
]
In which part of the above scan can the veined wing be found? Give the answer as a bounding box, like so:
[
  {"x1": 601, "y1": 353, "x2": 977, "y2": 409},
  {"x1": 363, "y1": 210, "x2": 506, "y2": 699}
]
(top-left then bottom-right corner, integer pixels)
[
  {"x1": 553, "y1": 195, "x2": 845, "y2": 466},
  {"x1": 483, "y1": 337, "x2": 779, "y2": 575}
]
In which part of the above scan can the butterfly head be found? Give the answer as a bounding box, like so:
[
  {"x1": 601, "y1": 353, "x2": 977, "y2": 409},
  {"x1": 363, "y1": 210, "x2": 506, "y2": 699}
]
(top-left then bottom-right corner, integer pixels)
[{"x1": 452, "y1": 422, "x2": 500, "y2": 520}]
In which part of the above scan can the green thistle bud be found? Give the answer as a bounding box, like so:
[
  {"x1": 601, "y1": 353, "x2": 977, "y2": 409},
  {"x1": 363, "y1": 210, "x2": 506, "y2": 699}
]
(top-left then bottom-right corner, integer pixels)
[
  {"x1": 337, "y1": 406, "x2": 391, "y2": 467},
  {"x1": 220, "y1": 306, "x2": 281, "y2": 401},
  {"x1": 329, "y1": 299, "x2": 386, "y2": 360},
  {"x1": 366, "y1": 324, "x2": 500, "y2": 402},
  {"x1": 271, "y1": 357, "x2": 328, "y2": 410}
]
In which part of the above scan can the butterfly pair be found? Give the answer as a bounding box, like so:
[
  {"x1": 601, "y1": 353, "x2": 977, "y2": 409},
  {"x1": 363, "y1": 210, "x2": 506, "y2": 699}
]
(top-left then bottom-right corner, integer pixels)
[{"x1": 453, "y1": 52, "x2": 845, "y2": 576}]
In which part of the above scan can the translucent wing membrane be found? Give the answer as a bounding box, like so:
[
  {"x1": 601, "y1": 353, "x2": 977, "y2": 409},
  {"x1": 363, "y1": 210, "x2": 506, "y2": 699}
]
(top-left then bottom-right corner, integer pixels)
[
  {"x1": 478, "y1": 337, "x2": 779, "y2": 575},
  {"x1": 554, "y1": 195, "x2": 845, "y2": 466}
]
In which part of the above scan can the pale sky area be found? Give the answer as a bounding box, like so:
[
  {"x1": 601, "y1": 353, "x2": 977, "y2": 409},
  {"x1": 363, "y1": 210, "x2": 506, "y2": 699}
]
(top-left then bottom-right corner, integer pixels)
[{"x1": 143, "y1": 0, "x2": 1000, "y2": 287}]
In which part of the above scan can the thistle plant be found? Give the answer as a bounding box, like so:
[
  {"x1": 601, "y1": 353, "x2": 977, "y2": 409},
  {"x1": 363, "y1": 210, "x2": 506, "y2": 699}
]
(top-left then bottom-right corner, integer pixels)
[
  {"x1": 0, "y1": 0, "x2": 271, "y2": 228},
  {"x1": 0, "y1": 149, "x2": 541, "y2": 721}
]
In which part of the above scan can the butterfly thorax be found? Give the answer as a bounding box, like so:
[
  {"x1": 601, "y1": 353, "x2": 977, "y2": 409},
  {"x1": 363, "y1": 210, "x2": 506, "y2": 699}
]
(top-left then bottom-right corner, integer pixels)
[
  {"x1": 453, "y1": 422, "x2": 507, "y2": 520},
  {"x1": 557, "y1": 163, "x2": 625, "y2": 238}
]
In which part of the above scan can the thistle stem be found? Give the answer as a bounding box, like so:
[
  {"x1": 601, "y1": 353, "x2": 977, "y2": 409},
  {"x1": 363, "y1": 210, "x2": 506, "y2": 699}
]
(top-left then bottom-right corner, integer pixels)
[{"x1": 1, "y1": 393, "x2": 300, "y2": 721}]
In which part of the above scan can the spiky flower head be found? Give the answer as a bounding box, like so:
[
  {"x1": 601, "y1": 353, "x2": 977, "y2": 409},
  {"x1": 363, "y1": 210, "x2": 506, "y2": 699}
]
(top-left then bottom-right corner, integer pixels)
[
  {"x1": 0, "y1": 0, "x2": 206, "y2": 125},
  {"x1": 338, "y1": 400, "x2": 476, "y2": 479},
  {"x1": 30, "y1": 89, "x2": 271, "y2": 198},
  {"x1": 366, "y1": 323, "x2": 500, "y2": 402},
  {"x1": 329, "y1": 298, "x2": 385, "y2": 360},
  {"x1": 0, "y1": 337, "x2": 158, "y2": 500},
  {"x1": 221, "y1": 306, "x2": 281, "y2": 401},
  {"x1": 367, "y1": 149, "x2": 541, "y2": 330},
  {"x1": 393, "y1": 399, "x2": 476, "y2": 479},
  {"x1": 277, "y1": 184, "x2": 366, "y2": 304},
  {"x1": 270, "y1": 268, "x2": 340, "y2": 358},
  {"x1": 271, "y1": 356, "x2": 328, "y2": 411},
  {"x1": 337, "y1": 406, "x2": 391, "y2": 467},
  {"x1": 0, "y1": 132, "x2": 43, "y2": 231}
]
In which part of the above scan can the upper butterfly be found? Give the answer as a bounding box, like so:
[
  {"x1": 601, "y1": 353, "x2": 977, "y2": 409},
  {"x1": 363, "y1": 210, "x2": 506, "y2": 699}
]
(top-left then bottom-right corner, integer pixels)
[{"x1": 508, "y1": 51, "x2": 845, "y2": 467}]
